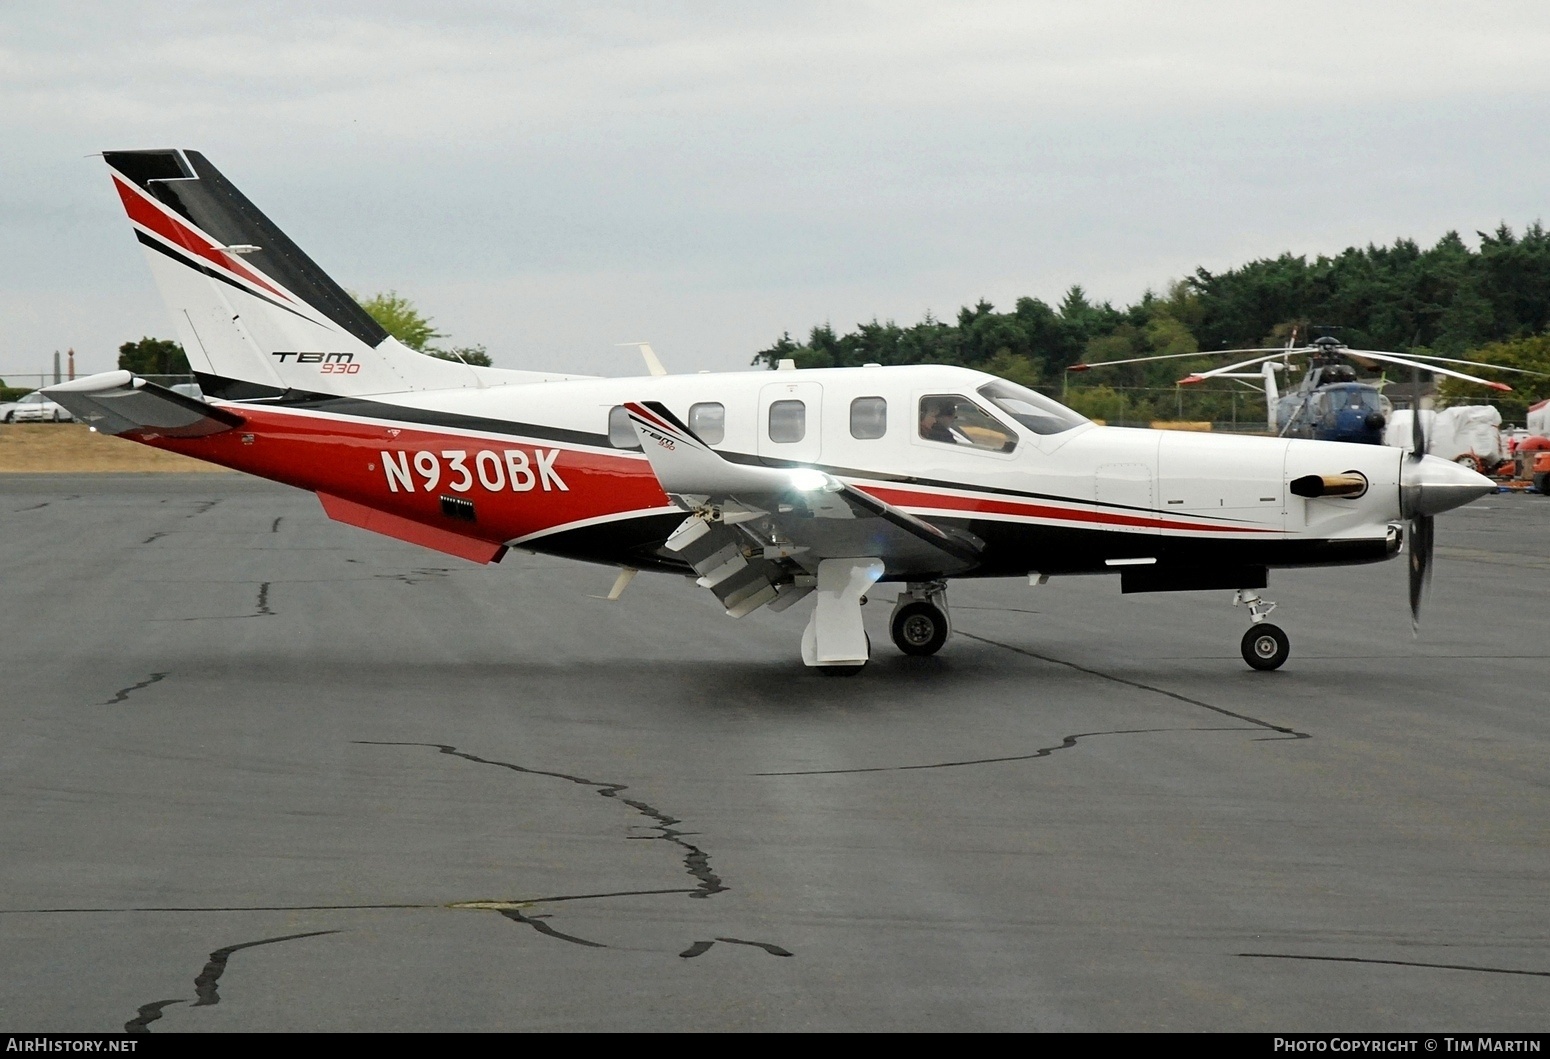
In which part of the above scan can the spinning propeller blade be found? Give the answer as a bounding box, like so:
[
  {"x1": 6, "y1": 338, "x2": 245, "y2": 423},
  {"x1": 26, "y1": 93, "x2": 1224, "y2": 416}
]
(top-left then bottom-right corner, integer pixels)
[{"x1": 1406, "y1": 366, "x2": 1432, "y2": 633}]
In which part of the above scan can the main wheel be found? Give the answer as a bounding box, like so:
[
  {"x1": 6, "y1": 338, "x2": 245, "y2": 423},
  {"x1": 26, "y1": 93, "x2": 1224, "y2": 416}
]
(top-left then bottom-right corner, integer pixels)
[
  {"x1": 1241, "y1": 623, "x2": 1290, "y2": 671},
  {"x1": 891, "y1": 601, "x2": 949, "y2": 656}
]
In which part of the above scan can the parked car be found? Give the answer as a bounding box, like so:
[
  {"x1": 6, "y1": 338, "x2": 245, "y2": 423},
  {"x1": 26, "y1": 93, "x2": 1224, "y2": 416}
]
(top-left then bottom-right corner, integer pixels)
[{"x1": 1, "y1": 391, "x2": 74, "y2": 423}]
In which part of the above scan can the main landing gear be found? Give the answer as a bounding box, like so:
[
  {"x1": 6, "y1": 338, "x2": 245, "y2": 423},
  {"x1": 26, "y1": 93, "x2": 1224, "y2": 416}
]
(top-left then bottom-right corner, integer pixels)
[
  {"x1": 1234, "y1": 589, "x2": 1289, "y2": 671},
  {"x1": 889, "y1": 582, "x2": 951, "y2": 657},
  {"x1": 801, "y1": 572, "x2": 954, "y2": 673}
]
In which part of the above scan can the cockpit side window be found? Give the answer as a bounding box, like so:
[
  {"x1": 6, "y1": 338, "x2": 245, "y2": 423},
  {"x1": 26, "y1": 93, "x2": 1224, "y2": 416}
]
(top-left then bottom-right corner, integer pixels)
[{"x1": 918, "y1": 394, "x2": 1017, "y2": 452}]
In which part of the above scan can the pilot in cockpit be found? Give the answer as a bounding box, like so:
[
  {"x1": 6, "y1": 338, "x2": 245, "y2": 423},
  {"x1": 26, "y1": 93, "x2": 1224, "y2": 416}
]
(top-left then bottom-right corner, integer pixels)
[{"x1": 920, "y1": 398, "x2": 959, "y2": 443}]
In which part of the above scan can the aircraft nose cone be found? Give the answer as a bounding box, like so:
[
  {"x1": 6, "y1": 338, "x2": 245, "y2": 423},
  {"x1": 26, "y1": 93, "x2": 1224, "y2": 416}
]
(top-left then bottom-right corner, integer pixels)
[{"x1": 1401, "y1": 453, "x2": 1495, "y2": 517}]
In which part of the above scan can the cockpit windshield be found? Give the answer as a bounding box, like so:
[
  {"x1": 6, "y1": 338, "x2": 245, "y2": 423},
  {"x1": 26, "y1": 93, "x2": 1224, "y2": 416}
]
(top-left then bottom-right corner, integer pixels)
[
  {"x1": 976, "y1": 379, "x2": 1089, "y2": 435},
  {"x1": 1325, "y1": 387, "x2": 1391, "y2": 414}
]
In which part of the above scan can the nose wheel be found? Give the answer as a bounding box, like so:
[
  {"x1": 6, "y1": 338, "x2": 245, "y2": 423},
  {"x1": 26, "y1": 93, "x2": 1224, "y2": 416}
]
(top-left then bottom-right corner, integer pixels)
[
  {"x1": 1240, "y1": 623, "x2": 1289, "y2": 671},
  {"x1": 1233, "y1": 590, "x2": 1289, "y2": 671}
]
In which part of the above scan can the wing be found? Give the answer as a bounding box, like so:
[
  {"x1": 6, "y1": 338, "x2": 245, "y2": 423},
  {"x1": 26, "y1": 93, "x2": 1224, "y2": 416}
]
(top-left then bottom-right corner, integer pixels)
[{"x1": 624, "y1": 401, "x2": 982, "y2": 617}]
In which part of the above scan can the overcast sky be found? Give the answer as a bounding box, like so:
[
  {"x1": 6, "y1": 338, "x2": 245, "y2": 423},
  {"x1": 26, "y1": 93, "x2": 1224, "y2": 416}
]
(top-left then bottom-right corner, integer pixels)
[{"x1": 3, "y1": 1, "x2": 1549, "y2": 382}]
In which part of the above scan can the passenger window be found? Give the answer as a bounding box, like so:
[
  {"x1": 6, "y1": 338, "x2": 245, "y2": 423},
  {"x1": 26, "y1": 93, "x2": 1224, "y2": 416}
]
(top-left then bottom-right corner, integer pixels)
[
  {"x1": 768, "y1": 399, "x2": 806, "y2": 443},
  {"x1": 689, "y1": 402, "x2": 725, "y2": 445},
  {"x1": 918, "y1": 394, "x2": 1016, "y2": 452},
  {"x1": 607, "y1": 405, "x2": 639, "y2": 449},
  {"x1": 850, "y1": 396, "x2": 887, "y2": 439}
]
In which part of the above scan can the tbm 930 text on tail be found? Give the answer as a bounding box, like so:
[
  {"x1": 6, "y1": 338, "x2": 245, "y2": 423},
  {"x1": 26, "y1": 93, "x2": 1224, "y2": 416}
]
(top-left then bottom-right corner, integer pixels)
[{"x1": 47, "y1": 149, "x2": 1495, "y2": 674}]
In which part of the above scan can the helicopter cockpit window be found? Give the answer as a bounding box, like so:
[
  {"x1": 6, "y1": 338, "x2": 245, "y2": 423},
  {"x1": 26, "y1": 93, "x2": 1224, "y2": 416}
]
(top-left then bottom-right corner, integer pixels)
[
  {"x1": 919, "y1": 395, "x2": 1017, "y2": 452},
  {"x1": 976, "y1": 379, "x2": 1088, "y2": 435}
]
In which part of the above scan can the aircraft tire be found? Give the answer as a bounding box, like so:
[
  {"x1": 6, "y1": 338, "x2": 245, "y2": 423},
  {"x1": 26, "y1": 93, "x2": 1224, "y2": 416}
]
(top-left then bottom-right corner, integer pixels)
[
  {"x1": 891, "y1": 601, "x2": 949, "y2": 656},
  {"x1": 1241, "y1": 623, "x2": 1290, "y2": 671}
]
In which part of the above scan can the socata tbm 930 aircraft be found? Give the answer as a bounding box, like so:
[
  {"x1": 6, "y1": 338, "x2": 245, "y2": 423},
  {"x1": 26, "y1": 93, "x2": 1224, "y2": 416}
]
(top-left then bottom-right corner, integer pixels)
[{"x1": 45, "y1": 149, "x2": 1496, "y2": 674}]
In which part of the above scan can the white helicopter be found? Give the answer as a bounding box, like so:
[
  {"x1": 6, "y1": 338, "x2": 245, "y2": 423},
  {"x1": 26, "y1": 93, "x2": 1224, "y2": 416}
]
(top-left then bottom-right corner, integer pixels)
[{"x1": 46, "y1": 149, "x2": 1494, "y2": 673}]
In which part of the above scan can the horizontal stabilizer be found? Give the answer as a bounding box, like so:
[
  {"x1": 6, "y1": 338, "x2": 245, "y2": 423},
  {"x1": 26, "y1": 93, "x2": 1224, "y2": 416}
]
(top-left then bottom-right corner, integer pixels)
[{"x1": 43, "y1": 371, "x2": 243, "y2": 437}]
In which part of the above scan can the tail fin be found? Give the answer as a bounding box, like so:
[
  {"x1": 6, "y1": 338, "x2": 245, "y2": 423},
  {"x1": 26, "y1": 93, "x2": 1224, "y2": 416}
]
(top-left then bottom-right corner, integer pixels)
[{"x1": 103, "y1": 149, "x2": 584, "y2": 399}]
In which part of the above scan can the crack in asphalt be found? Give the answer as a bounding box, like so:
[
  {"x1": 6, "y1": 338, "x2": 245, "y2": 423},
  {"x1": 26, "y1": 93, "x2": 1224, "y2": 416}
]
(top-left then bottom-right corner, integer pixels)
[
  {"x1": 757, "y1": 727, "x2": 1257, "y2": 776},
  {"x1": 124, "y1": 999, "x2": 184, "y2": 1034},
  {"x1": 141, "y1": 531, "x2": 168, "y2": 545},
  {"x1": 270, "y1": 517, "x2": 282, "y2": 533},
  {"x1": 498, "y1": 908, "x2": 607, "y2": 948},
  {"x1": 123, "y1": 930, "x2": 338, "y2": 1033},
  {"x1": 0, "y1": 889, "x2": 697, "y2": 915},
  {"x1": 1240, "y1": 952, "x2": 1550, "y2": 978},
  {"x1": 357, "y1": 741, "x2": 727, "y2": 900},
  {"x1": 14, "y1": 494, "x2": 78, "y2": 512},
  {"x1": 146, "y1": 583, "x2": 275, "y2": 622},
  {"x1": 958, "y1": 630, "x2": 1310, "y2": 740},
  {"x1": 679, "y1": 937, "x2": 794, "y2": 959},
  {"x1": 372, "y1": 567, "x2": 452, "y2": 585},
  {"x1": 192, "y1": 930, "x2": 339, "y2": 1006},
  {"x1": 101, "y1": 672, "x2": 167, "y2": 706}
]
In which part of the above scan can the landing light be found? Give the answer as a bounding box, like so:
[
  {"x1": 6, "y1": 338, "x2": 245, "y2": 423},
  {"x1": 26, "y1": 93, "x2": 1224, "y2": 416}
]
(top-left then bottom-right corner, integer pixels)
[{"x1": 789, "y1": 469, "x2": 835, "y2": 492}]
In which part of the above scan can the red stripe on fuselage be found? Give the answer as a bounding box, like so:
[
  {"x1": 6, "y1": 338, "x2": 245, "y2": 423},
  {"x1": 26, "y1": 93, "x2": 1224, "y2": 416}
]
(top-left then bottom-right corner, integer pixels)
[
  {"x1": 112, "y1": 175, "x2": 293, "y2": 303},
  {"x1": 855, "y1": 484, "x2": 1280, "y2": 535}
]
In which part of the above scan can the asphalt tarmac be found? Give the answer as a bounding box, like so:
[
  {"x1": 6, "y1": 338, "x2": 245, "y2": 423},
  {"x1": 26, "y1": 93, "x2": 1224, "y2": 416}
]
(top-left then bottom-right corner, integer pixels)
[{"x1": 2, "y1": 473, "x2": 1547, "y2": 1032}]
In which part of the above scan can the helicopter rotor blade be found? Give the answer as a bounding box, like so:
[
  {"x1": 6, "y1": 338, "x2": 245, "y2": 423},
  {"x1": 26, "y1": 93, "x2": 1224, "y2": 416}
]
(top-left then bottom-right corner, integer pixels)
[
  {"x1": 1340, "y1": 348, "x2": 1514, "y2": 391},
  {"x1": 1178, "y1": 352, "x2": 1300, "y2": 385},
  {"x1": 1358, "y1": 351, "x2": 1550, "y2": 378},
  {"x1": 1067, "y1": 346, "x2": 1309, "y2": 372}
]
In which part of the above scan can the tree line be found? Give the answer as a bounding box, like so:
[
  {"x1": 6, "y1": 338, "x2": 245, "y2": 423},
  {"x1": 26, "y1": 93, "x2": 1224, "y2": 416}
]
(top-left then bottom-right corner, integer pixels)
[{"x1": 753, "y1": 224, "x2": 1550, "y2": 424}]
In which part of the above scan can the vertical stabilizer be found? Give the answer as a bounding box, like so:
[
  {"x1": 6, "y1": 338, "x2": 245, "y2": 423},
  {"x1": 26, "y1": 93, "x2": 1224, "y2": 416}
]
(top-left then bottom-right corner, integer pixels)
[{"x1": 103, "y1": 149, "x2": 583, "y2": 399}]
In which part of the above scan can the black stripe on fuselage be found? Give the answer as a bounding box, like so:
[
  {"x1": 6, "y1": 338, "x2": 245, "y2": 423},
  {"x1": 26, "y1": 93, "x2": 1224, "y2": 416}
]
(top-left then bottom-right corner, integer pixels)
[{"x1": 520, "y1": 507, "x2": 1391, "y2": 583}]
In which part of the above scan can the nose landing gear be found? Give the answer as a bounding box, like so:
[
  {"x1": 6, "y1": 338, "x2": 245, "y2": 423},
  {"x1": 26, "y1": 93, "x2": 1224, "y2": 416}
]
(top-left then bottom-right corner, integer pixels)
[
  {"x1": 890, "y1": 582, "x2": 951, "y2": 656},
  {"x1": 1234, "y1": 590, "x2": 1289, "y2": 671}
]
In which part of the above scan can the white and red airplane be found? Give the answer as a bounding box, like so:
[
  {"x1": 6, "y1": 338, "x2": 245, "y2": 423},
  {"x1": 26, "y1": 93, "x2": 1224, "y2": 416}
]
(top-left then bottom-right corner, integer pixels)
[{"x1": 46, "y1": 149, "x2": 1495, "y2": 673}]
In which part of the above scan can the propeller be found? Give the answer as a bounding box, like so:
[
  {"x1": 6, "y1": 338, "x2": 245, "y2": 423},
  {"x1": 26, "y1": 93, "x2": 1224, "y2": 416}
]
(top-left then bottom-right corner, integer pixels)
[{"x1": 1406, "y1": 367, "x2": 1432, "y2": 632}]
